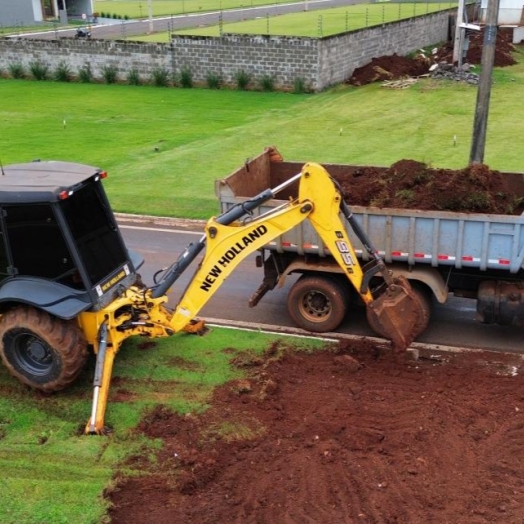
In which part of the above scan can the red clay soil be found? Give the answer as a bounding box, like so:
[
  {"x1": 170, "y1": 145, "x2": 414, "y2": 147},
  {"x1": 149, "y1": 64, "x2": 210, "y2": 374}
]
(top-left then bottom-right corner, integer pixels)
[
  {"x1": 348, "y1": 28, "x2": 518, "y2": 86},
  {"x1": 108, "y1": 340, "x2": 524, "y2": 524},
  {"x1": 336, "y1": 160, "x2": 524, "y2": 214}
]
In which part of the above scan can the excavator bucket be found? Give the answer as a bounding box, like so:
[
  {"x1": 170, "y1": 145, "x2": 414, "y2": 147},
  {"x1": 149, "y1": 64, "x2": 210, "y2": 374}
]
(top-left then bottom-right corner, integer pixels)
[{"x1": 366, "y1": 276, "x2": 425, "y2": 352}]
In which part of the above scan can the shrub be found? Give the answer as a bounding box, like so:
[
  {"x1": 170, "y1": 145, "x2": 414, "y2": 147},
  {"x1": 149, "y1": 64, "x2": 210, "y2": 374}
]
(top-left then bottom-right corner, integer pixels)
[
  {"x1": 78, "y1": 63, "x2": 93, "y2": 83},
  {"x1": 102, "y1": 64, "x2": 118, "y2": 84},
  {"x1": 259, "y1": 74, "x2": 274, "y2": 92},
  {"x1": 293, "y1": 76, "x2": 308, "y2": 94},
  {"x1": 100, "y1": 11, "x2": 106, "y2": 18},
  {"x1": 150, "y1": 67, "x2": 170, "y2": 87},
  {"x1": 127, "y1": 68, "x2": 141, "y2": 86},
  {"x1": 206, "y1": 72, "x2": 222, "y2": 89},
  {"x1": 124, "y1": 15, "x2": 129, "y2": 20},
  {"x1": 179, "y1": 66, "x2": 193, "y2": 88},
  {"x1": 8, "y1": 62, "x2": 25, "y2": 79},
  {"x1": 54, "y1": 61, "x2": 72, "y2": 82},
  {"x1": 29, "y1": 60, "x2": 49, "y2": 81},
  {"x1": 234, "y1": 69, "x2": 251, "y2": 90}
]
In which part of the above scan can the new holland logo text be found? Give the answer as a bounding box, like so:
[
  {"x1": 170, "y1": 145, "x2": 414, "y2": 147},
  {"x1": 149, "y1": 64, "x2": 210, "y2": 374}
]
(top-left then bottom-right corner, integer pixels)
[
  {"x1": 100, "y1": 269, "x2": 126, "y2": 292},
  {"x1": 200, "y1": 225, "x2": 268, "y2": 291}
]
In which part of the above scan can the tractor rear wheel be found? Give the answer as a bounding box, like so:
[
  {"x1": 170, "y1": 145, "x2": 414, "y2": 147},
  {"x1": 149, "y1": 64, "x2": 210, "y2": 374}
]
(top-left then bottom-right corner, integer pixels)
[
  {"x1": 287, "y1": 275, "x2": 350, "y2": 332},
  {"x1": 0, "y1": 307, "x2": 88, "y2": 392}
]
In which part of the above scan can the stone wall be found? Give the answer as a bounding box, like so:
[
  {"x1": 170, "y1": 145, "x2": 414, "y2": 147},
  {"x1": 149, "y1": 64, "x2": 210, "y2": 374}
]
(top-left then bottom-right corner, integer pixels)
[{"x1": 0, "y1": 10, "x2": 453, "y2": 91}]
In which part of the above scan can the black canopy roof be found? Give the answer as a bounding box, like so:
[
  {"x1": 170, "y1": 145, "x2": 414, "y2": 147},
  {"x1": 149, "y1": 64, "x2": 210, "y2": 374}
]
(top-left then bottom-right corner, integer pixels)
[{"x1": 0, "y1": 161, "x2": 102, "y2": 203}]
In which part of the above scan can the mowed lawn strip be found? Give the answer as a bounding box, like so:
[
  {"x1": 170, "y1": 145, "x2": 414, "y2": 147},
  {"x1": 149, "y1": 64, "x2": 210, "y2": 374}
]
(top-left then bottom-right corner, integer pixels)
[{"x1": 94, "y1": 0, "x2": 306, "y2": 18}]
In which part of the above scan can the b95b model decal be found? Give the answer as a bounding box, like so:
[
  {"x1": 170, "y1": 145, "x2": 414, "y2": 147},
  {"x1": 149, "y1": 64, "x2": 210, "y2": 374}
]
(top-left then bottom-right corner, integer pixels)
[{"x1": 335, "y1": 232, "x2": 355, "y2": 272}]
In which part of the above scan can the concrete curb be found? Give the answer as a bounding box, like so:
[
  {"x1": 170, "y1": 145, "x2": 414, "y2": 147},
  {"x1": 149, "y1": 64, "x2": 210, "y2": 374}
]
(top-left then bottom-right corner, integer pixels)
[
  {"x1": 115, "y1": 212, "x2": 206, "y2": 231},
  {"x1": 202, "y1": 317, "x2": 517, "y2": 358}
]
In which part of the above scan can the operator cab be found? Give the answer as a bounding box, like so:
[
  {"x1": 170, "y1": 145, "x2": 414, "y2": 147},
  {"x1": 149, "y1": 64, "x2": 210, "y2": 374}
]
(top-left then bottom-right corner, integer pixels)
[{"x1": 0, "y1": 161, "x2": 142, "y2": 318}]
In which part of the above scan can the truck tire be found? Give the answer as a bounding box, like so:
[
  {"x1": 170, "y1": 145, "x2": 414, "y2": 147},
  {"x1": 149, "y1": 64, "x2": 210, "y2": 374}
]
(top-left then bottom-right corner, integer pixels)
[
  {"x1": 287, "y1": 275, "x2": 349, "y2": 332},
  {"x1": 409, "y1": 282, "x2": 432, "y2": 340},
  {"x1": 0, "y1": 307, "x2": 88, "y2": 392}
]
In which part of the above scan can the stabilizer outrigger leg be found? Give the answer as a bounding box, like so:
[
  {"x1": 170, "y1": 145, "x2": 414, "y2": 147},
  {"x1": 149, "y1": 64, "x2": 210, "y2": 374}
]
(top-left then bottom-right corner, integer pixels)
[{"x1": 85, "y1": 321, "x2": 116, "y2": 435}]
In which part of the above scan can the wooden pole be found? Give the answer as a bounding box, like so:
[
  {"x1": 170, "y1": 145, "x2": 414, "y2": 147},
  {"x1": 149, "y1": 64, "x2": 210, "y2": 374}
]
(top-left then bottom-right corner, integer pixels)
[{"x1": 469, "y1": 0, "x2": 500, "y2": 165}]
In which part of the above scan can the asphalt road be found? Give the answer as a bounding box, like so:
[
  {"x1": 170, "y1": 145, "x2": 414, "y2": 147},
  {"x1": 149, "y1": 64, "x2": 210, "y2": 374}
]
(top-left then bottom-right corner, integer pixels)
[
  {"x1": 18, "y1": 0, "x2": 368, "y2": 40},
  {"x1": 119, "y1": 220, "x2": 524, "y2": 354}
]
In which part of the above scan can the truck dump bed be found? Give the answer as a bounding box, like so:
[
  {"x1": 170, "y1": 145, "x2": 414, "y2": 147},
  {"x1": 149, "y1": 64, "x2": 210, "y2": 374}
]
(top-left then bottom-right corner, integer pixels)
[{"x1": 216, "y1": 148, "x2": 524, "y2": 274}]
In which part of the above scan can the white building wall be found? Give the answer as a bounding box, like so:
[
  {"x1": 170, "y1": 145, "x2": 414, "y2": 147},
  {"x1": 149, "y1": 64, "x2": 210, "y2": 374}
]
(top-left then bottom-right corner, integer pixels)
[
  {"x1": 32, "y1": 0, "x2": 44, "y2": 22},
  {"x1": 480, "y1": 0, "x2": 524, "y2": 25},
  {"x1": 0, "y1": 0, "x2": 40, "y2": 25}
]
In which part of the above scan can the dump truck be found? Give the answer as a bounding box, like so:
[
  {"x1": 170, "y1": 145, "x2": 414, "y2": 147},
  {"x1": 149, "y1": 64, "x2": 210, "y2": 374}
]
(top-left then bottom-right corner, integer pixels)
[
  {"x1": 216, "y1": 147, "x2": 524, "y2": 334},
  {"x1": 0, "y1": 158, "x2": 423, "y2": 433}
]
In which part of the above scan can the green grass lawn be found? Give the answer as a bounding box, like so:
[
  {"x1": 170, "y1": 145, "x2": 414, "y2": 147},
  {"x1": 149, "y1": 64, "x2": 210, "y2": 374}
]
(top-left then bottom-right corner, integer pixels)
[
  {"x1": 0, "y1": 328, "x2": 327, "y2": 523},
  {"x1": 162, "y1": 2, "x2": 458, "y2": 38},
  {"x1": 2, "y1": 52, "x2": 523, "y2": 220},
  {"x1": 95, "y1": 0, "x2": 304, "y2": 18}
]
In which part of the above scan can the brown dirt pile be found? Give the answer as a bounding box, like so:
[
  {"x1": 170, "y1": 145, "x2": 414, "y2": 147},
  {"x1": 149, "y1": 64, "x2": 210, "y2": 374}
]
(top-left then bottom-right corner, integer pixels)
[
  {"x1": 108, "y1": 340, "x2": 524, "y2": 524},
  {"x1": 435, "y1": 27, "x2": 518, "y2": 67},
  {"x1": 349, "y1": 28, "x2": 518, "y2": 86},
  {"x1": 337, "y1": 159, "x2": 524, "y2": 214}
]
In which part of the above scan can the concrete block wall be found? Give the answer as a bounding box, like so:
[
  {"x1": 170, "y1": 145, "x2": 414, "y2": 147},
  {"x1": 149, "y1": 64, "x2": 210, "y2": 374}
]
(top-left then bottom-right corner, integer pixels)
[
  {"x1": 0, "y1": 38, "x2": 172, "y2": 81},
  {"x1": 171, "y1": 34, "x2": 319, "y2": 91},
  {"x1": 0, "y1": 9, "x2": 453, "y2": 91}
]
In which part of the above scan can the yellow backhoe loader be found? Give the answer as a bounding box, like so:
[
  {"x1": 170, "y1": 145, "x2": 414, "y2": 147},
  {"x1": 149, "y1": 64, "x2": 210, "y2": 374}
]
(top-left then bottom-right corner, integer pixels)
[{"x1": 0, "y1": 159, "x2": 424, "y2": 434}]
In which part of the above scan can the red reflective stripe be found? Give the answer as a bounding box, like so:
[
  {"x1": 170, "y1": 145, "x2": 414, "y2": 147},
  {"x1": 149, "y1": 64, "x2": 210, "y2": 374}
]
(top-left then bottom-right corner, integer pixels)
[
  {"x1": 462, "y1": 256, "x2": 474, "y2": 261},
  {"x1": 414, "y1": 253, "x2": 425, "y2": 258},
  {"x1": 303, "y1": 243, "x2": 313, "y2": 249},
  {"x1": 437, "y1": 255, "x2": 449, "y2": 260},
  {"x1": 282, "y1": 242, "x2": 291, "y2": 247},
  {"x1": 391, "y1": 251, "x2": 402, "y2": 256},
  {"x1": 499, "y1": 259, "x2": 510, "y2": 265}
]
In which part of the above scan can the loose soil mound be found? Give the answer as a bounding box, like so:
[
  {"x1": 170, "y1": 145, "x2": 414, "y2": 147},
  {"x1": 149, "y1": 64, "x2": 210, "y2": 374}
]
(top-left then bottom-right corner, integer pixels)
[
  {"x1": 435, "y1": 28, "x2": 518, "y2": 68},
  {"x1": 108, "y1": 340, "x2": 524, "y2": 524},
  {"x1": 348, "y1": 28, "x2": 518, "y2": 86},
  {"x1": 348, "y1": 53, "x2": 430, "y2": 86},
  {"x1": 337, "y1": 160, "x2": 524, "y2": 214}
]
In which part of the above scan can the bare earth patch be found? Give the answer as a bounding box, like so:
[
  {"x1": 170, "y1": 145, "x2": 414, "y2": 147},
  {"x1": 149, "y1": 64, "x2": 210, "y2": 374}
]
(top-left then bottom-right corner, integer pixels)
[{"x1": 108, "y1": 340, "x2": 524, "y2": 524}]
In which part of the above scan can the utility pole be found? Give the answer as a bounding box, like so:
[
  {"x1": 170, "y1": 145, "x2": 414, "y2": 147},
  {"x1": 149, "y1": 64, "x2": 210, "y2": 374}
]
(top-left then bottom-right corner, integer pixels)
[
  {"x1": 469, "y1": 0, "x2": 500, "y2": 164},
  {"x1": 148, "y1": 0, "x2": 154, "y2": 34},
  {"x1": 452, "y1": 0, "x2": 466, "y2": 64}
]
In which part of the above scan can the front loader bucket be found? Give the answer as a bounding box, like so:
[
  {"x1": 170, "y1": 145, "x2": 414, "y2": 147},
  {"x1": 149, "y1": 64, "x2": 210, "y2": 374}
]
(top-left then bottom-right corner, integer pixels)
[{"x1": 366, "y1": 276, "x2": 425, "y2": 352}]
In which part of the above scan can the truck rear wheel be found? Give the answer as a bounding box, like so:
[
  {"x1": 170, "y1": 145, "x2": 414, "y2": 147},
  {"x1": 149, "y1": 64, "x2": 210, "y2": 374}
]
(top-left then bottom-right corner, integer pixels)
[
  {"x1": 0, "y1": 307, "x2": 88, "y2": 392},
  {"x1": 409, "y1": 282, "x2": 432, "y2": 339},
  {"x1": 287, "y1": 275, "x2": 349, "y2": 332}
]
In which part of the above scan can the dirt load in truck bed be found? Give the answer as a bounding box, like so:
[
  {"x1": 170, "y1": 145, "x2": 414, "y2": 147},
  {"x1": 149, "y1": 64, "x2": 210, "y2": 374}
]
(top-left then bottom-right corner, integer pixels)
[
  {"x1": 336, "y1": 159, "x2": 524, "y2": 214},
  {"x1": 108, "y1": 340, "x2": 524, "y2": 524}
]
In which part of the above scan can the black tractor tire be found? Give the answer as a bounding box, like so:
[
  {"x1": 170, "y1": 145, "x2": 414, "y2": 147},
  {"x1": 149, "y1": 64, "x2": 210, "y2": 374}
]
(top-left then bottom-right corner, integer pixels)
[
  {"x1": 0, "y1": 307, "x2": 88, "y2": 392},
  {"x1": 287, "y1": 274, "x2": 350, "y2": 333}
]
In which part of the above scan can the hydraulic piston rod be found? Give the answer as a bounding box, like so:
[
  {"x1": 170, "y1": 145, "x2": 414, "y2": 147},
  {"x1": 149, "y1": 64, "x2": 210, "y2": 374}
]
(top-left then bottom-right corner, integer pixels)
[{"x1": 150, "y1": 173, "x2": 301, "y2": 299}]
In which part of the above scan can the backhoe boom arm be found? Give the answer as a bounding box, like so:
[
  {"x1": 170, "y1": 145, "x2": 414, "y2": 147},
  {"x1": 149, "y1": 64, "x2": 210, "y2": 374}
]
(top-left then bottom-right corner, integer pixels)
[{"x1": 167, "y1": 163, "x2": 373, "y2": 332}]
